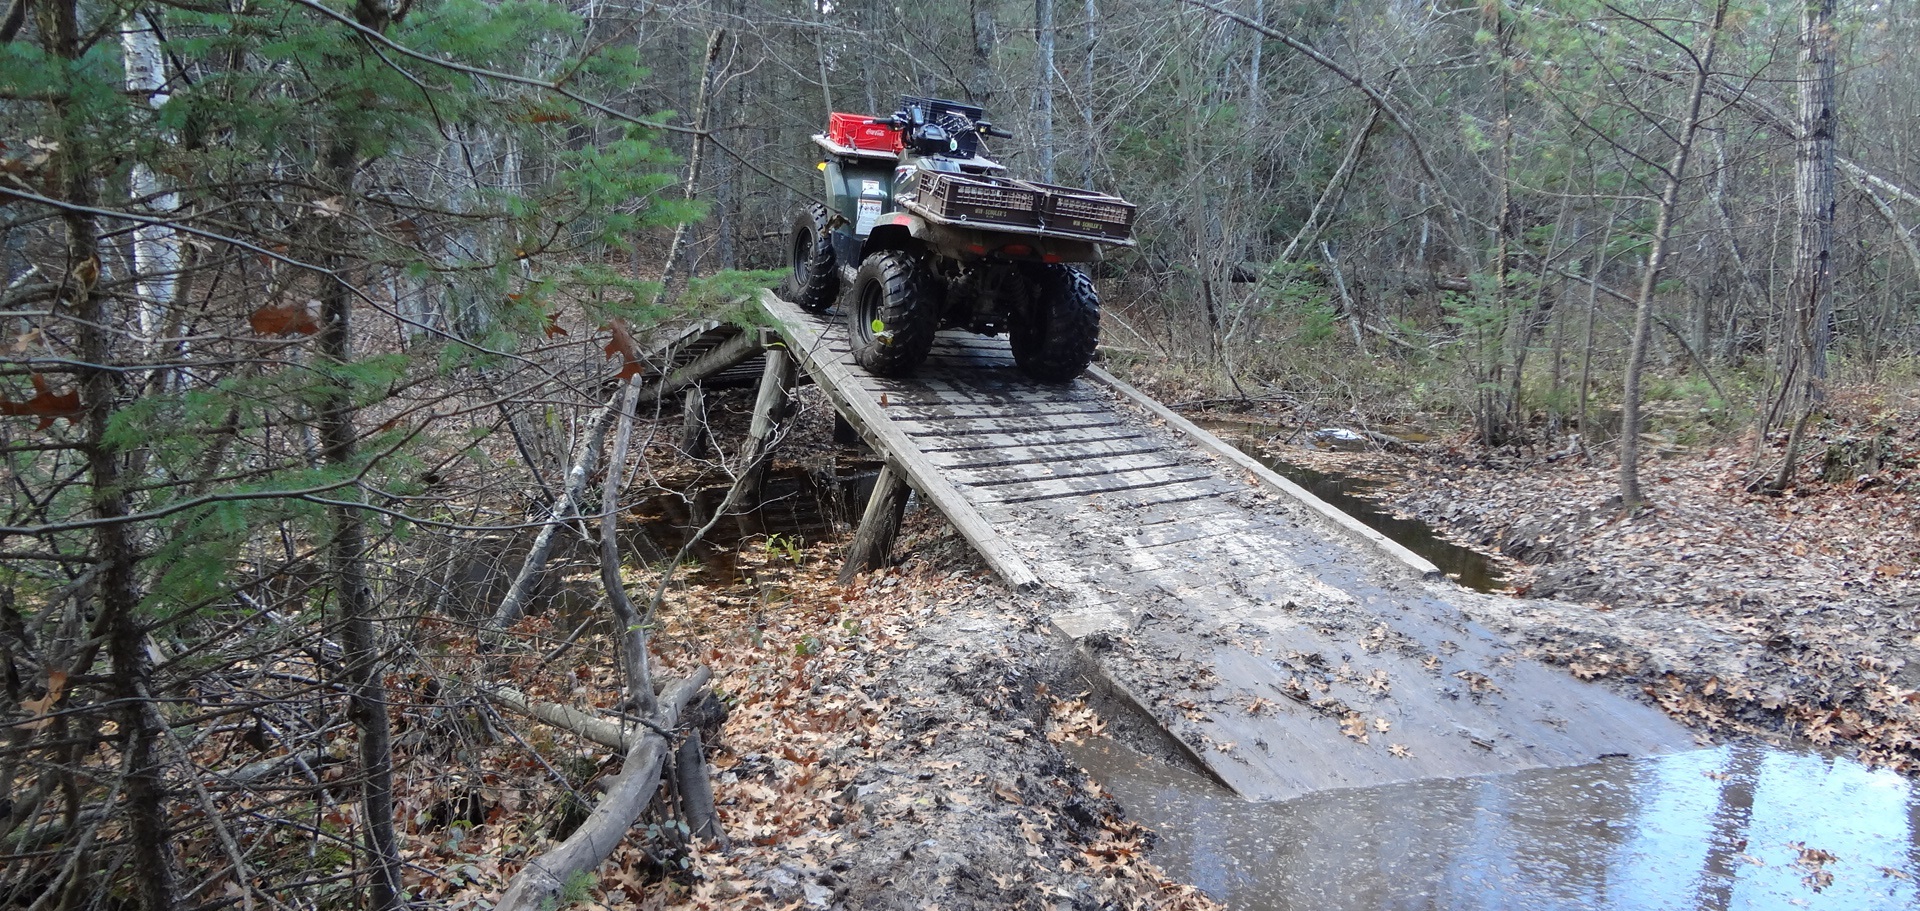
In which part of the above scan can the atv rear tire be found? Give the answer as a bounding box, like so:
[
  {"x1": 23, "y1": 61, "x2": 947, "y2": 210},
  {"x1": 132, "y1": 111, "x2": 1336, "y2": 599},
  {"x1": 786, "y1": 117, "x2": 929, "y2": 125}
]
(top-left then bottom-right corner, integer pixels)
[
  {"x1": 847, "y1": 251, "x2": 940, "y2": 377},
  {"x1": 1010, "y1": 264, "x2": 1100, "y2": 383},
  {"x1": 786, "y1": 204, "x2": 838, "y2": 312}
]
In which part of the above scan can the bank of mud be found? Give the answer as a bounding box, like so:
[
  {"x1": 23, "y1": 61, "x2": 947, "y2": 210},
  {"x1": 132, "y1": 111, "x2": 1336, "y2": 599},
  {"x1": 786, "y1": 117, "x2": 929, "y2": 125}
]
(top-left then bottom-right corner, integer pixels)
[
  {"x1": 644, "y1": 507, "x2": 1219, "y2": 911},
  {"x1": 621, "y1": 387, "x2": 1920, "y2": 908},
  {"x1": 1257, "y1": 431, "x2": 1920, "y2": 773}
]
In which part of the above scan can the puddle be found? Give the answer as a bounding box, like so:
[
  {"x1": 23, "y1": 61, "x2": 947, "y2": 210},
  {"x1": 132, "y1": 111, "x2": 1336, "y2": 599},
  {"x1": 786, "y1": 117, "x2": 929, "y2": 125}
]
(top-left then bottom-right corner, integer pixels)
[
  {"x1": 1068, "y1": 737, "x2": 1920, "y2": 911},
  {"x1": 1198, "y1": 421, "x2": 1504, "y2": 592}
]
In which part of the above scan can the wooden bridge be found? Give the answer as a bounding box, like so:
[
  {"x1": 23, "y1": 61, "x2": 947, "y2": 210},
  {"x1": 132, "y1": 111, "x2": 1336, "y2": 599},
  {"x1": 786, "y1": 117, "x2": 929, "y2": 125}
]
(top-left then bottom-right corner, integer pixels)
[{"x1": 653, "y1": 290, "x2": 1697, "y2": 801}]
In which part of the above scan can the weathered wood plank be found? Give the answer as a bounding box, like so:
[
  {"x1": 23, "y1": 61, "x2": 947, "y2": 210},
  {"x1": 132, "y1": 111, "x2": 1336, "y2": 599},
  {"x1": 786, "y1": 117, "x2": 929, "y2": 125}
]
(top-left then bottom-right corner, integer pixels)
[
  {"x1": 899, "y1": 413, "x2": 1131, "y2": 437},
  {"x1": 875, "y1": 400, "x2": 1116, "y2": 422},
  {"x1": 981, "y1": 465, "x2": 1220, "y2": 504},
  {"x1": 946, "y1": 451, "x2": 1196, "y2": 489},
  {"x1": 1087, "y1": 365, "x2": 1441, "y2": 580},
  {"x1": 851, "y1": 385, "x2": 1104, "y2": 410},
  {"x1": 911, "y1": 426, "x2": 1151, "y2": 454},
  {"x1": 922, "y1": 437, "x2": 1168, "y2": 471},
  {"x1": 759, "y1": 291, "x2": 1040, "y2": 589}
]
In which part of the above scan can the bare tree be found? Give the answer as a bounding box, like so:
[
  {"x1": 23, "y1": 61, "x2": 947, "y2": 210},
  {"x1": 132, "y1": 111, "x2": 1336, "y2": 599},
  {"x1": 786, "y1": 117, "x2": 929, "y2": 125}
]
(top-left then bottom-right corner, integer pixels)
[{"x1": 1620, "y1": 0, "x2": 1729, "y2": 509}]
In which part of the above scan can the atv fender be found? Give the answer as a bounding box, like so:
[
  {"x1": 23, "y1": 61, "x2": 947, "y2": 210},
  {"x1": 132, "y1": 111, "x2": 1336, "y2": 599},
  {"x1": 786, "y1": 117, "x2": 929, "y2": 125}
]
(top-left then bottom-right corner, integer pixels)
[{"x1": 861, "y1": 213, "x2": 927, "y2": 257}]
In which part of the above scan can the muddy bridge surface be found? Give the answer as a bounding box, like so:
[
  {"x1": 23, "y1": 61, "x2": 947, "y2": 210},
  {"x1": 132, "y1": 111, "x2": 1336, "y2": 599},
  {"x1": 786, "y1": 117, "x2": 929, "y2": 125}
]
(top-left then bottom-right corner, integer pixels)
[{"x1": 678, "y1": 290, "x2": 1696, "y2": 801}]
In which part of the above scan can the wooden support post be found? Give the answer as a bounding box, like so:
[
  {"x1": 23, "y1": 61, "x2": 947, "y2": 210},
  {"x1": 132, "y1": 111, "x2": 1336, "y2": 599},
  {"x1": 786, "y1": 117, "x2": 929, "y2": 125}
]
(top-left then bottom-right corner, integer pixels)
[
  {"x1": 739, "y1": 342, "x2": 795, "y2": 508},
  {"x1": 678, "y1": 385, "x2": 709, "y2": 460},
  {"x1": 832, "y1": 412, "x2": 863, "y2": 447},
  {"x1": 838, "y1": 463, "x2": 911, "y2": 584}
]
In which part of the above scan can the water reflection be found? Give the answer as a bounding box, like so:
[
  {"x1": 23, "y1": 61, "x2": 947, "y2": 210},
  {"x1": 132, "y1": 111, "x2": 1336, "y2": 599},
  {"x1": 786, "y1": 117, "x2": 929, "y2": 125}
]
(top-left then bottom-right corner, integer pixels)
[{"x1": 1067, "y1": 738, "x2": 1919, "y2": 911}]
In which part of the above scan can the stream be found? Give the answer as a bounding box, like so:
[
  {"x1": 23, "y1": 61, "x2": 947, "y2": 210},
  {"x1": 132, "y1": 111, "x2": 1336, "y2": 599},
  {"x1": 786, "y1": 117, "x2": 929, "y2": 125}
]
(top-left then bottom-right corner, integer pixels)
[
  {"x1": 1067, "y1": 736, "x2": 1919, "y2": 911},
  {"x1": 1196, "y1": 421, "x2": 1506, "y2": 592}
]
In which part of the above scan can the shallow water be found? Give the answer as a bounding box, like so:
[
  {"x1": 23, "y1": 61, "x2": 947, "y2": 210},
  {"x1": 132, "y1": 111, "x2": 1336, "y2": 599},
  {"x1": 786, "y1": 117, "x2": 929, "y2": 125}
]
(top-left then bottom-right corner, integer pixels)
[
  {"x1": 1197, "y1": 421, "x2": 1505, "y2": 592},
  {"x1": 1067, "y1": 737, "x2": 1919, "y2": 911}
]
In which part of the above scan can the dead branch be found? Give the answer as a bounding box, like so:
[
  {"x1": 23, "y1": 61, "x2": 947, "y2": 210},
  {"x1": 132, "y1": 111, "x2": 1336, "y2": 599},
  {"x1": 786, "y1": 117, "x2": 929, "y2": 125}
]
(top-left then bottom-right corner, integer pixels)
[
  {"x1": 601, "y1": 377, "x2": 658, "y2": 717},
  {"x1": 481, "y1": 685, "x2": 637, "y2": 751},
  {"x1": 495, "y1": 668, "x2": 710, "y2": 911},
  {"x1": 486, "y1": 387, "x2": 623, "y2": 633}
]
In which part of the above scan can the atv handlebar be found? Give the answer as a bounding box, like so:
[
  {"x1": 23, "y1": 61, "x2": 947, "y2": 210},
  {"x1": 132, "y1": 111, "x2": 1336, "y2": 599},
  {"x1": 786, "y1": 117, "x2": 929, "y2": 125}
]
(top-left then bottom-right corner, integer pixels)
[{"x1": 875, "y1": 113, "x2": 1013, "y2": 140}]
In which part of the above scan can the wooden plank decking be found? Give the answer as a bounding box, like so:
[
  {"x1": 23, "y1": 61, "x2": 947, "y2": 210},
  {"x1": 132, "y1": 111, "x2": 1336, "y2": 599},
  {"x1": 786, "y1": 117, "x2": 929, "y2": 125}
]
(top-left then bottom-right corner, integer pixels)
[{"x1": 757, "y1": 288, "x2": 1696, "y2": 802}]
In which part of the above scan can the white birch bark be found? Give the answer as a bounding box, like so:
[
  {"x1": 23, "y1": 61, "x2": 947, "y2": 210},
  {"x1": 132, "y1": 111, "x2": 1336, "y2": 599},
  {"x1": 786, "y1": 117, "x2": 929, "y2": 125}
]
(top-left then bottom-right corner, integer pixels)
[{"x1": 121, "y1": 11, "x2": 180, "y2": 345}]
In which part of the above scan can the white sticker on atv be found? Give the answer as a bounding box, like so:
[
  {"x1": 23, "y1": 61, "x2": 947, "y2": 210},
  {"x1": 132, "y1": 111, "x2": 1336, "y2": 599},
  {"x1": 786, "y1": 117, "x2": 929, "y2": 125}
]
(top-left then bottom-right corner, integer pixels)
[
  {"x1": 856, "y1": 199, "x2": 882, "y2": 235},
  {"x1": 861, "y1": 179, "x2": 883, "y2": 196}
]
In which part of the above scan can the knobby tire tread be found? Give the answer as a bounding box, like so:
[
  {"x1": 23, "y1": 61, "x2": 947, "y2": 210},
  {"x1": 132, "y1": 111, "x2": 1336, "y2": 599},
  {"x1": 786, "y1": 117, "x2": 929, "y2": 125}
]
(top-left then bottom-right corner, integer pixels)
[
  {"x1": 787, "y1": 203, "x2": 838, "y2": 312},
  {"x1": 1010, "y1": 264, "x2": 1101, "y2": 384},
  {"x1": 848, "y1": 251, "x2": 939, "y2": 377}
]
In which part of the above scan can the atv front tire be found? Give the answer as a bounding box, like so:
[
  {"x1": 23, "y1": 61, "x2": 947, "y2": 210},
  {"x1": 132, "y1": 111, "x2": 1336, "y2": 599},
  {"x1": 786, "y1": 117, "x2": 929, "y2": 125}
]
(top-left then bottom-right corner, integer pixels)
[
  {"x1": 847, "y1": 251, "x2": 940, "y2": 377},
  {"x1": 1010, "y1": 264, "x2": 1100, "y2": 383},
  {"x1": 786, "y1": 204, "x2": 838, "y2": 312}
]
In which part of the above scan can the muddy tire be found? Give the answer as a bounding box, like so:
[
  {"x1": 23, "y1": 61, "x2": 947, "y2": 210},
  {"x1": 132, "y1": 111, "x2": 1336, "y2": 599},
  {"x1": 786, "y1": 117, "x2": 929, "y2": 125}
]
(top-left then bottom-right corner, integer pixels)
[
  {"x1": 786, "y1": 204, "x2": 838, "y2": 312},
  {"x1": 847, "y1": 251, "x2": 939, "y2": 377},
  {"x1": 1010, "y1": 264, "x2": 1100, "y2": 384}
]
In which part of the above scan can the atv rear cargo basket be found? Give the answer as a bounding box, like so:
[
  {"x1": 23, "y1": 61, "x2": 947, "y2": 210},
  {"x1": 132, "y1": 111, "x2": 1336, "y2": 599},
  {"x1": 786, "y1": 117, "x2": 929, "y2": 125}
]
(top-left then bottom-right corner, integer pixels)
[
  {"x1": 1029, "y1": 183, "x2": 1135, "y2": 241},
  {"x1": 915, "y1": 172, "x2": 1043, "y2": 228}
]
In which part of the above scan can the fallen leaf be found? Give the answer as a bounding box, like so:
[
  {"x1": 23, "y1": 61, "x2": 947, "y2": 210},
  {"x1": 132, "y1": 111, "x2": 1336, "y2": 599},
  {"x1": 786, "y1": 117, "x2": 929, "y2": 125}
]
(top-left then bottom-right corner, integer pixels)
[
  {"x1": 0, "y1": 374, "x2": 83, "y2": 430},
  {"x1": 602, "y1": 318, "x2": 644, "y2": 379},
  {"x1": 19, "y1": 668, "x2": 68, "y2": 731},
  {"x1": 250, "y1": 300, "x2": 321, "y2": 337}
]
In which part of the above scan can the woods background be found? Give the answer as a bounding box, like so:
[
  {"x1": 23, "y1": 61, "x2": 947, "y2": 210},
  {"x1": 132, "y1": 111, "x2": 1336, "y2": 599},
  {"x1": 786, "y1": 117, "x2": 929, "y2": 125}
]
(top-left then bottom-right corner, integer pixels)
[{"x1": 3, "y1": 0, "x2": 1916, "y2": 908}]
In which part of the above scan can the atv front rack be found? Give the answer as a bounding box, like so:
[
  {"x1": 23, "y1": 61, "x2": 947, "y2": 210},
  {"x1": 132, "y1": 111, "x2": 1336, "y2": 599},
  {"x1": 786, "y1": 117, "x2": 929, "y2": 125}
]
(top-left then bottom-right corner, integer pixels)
[{"x1": 907, "y1": 171, "x2": 1135, "y2": 245}]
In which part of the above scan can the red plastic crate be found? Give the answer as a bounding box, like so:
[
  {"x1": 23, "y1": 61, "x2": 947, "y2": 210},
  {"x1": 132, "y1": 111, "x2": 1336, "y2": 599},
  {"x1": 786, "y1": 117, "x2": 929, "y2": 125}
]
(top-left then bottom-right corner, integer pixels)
[{"x1": 827, "y1": 112, "x2": 902, "y2": 154}]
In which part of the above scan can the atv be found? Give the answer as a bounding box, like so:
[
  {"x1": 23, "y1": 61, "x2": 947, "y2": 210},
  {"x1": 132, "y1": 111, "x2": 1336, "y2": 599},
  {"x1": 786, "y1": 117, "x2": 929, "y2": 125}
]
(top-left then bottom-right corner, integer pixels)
[{"x1": 785, "y1": 96, "x2": 1135, "y2": 383}]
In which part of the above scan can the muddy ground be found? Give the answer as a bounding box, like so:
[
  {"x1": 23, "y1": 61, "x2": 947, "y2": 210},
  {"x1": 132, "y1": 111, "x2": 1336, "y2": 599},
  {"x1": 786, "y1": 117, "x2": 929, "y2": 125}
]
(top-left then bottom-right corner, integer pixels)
[
  {"x1": 449, "y1": 385, "x2": 1220, "y2": 911},
  {"x1": 497, "y1": 385, "x2": 1920, "y2": 910},
  {"x1": 641, "y1": 511, "x2": 1219, "y2": 911},
  {"x1": 1247, "y1": 423, "x2": 1920, "y2": 774}
]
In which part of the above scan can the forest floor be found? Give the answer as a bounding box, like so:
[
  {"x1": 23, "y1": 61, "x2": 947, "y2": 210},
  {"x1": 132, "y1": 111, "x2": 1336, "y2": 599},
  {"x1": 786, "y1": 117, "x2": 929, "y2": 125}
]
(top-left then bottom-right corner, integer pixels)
[
  {"x1": 418, "y1": 386, "x2": 1220, "y2": 911},
  {"x1": 438, "y1": 380, "x2": 1920, "y2": 909},
  {"x1": 635, "y1": 516, "x2": 1220, "y2": 911}
]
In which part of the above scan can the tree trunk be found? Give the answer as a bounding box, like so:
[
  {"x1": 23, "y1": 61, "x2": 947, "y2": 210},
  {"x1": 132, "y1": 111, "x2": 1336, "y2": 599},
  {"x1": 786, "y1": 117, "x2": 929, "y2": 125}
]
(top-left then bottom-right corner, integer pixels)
[
  {"x1": 1620, "y1": 0, "x2": 1727, "y2": 509},
  {"x1": 654, "y1": 29, "x2": 727, "y2": 306},
  {"x1": 1761, "y1": 0, "x2": 1839, "y2": 491},
  {"x1": 1080, "y1": 0, "x2": 1096, "y2": 186},
  {"x1": 319, "y1": 2, "x2": 404, "y2": 905},
  {"x1": 120, "y1": 11, "x2": 179, "y2": 350},
  {"x1": 1036, "y1": 0, "x2": 1056, "y2": 182},
  {"x1": 601, "y1": 377, "x2": 658, "y2": 717},
  {"x1": 50, "y1": 1, "x2": 179, "y2": 906},
  {"x1": 1792, "y1": 0, "x2": 1837, "y2": 383}
]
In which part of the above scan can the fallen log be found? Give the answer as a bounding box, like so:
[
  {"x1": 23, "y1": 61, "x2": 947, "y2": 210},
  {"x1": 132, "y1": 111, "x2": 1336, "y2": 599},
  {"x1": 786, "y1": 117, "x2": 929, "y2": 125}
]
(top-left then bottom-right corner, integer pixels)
[
  {"x1": 482, "y1": 685, "x2": 639, "y2": 751},
  {"x1": 495, "y1": 667, "x2": 711, "y2": 911}
]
